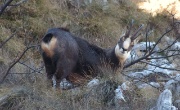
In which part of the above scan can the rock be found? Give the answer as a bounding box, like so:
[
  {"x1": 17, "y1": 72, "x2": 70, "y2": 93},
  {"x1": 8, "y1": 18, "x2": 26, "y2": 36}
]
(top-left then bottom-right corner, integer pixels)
[
  {"x1": 126, "y1": 42, "x2": 159, "y2": 63},
  {"x1": 174, "y1": 100, "x2": 180, "y2": 110},
  {"x1": 121, "y1": 81, "x2": 130, "y2": 90},
  {"x1": 174, "y1": 74, "x2": 180, "y2": 81},
  {"x1": 164, "y1": 80, "x2": 176, "y2": 90},
  {"x1": 171, "y1": 42, "x2": 180, "y2": 50},
  {"x1": 137, "y1": 83, "x2": 150, "y2": 89},
  {"x1": 52, "y1": 77, "x2": 74, "y2": 89},
  {"x1": 114, "y1": 81, "x2": 131, "y2": 102},
  {"x1": 114, "y1": 85, "x2": 126, "y2": 102},
  {"x1": 127, "y1": 41, "x2": 176, "y2": 76},
  {"x1": 167, "y1": 41, "x2": 180, "y2": 68},
  {"x1": 147, "y1": 54, "x2": 174, "y2": 76},
  {"x1": 87, "y1": 78, "x2": 100, "y2": 88},
  {"x1": 164, "y1": 74, "x2": 180, "y2": 100},
  {"x1": 60, "y1": 78, "x2": 74, "y2": 89},
  {"x1": 156, "y1": 89, "x2": 177, "y2": 110},
  {"x1": 84, "y1": 0, "x2": 93, "y2": 5},
  {"x1": 127, "y1": 41, "x2": 175, "y2": 86},
  {"x1": 150, "y1": 82, "x2": 161, "y2": 88},
  {"x1": 91, "y1": 80, "x2": 117, "y2": 105},
  {"x1": 128, "y1": 70, "x2": 152, "y2": 79},
  {"x1": 136, "y1": 82, "x2": 160, "y2": 89}
]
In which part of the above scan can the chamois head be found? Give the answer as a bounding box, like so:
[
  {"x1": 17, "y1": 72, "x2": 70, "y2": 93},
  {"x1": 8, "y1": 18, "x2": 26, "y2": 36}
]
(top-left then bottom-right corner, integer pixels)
[{"x1": 115, "y1": 20, "x2": 144, "y2": 63}]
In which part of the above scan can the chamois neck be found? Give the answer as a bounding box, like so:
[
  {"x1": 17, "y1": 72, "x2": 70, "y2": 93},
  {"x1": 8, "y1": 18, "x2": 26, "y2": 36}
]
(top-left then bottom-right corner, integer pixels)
[{"x1": 105, "y1": 47, "x2": 121, "y2": 69}]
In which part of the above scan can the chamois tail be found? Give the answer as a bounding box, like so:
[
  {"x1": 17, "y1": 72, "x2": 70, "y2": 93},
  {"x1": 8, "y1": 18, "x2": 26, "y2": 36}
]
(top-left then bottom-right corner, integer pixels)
[{"x1": 41, "y1": 33, "x2": 57, "y2": 57}]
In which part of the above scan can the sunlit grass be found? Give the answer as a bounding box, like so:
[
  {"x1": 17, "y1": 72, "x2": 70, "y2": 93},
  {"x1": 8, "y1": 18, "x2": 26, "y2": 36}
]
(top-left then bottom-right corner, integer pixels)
[{"x1": 138, "y1": 0, "x2": 180, "y2": 19}]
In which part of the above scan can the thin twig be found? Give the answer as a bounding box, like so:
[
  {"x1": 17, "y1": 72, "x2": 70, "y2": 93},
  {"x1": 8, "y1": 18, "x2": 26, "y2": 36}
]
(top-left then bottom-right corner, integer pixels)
[
  {"x1": 124, "y1": 26, "x2": 175, "y2": 69},
  {"x1": 0, "y1": 31, "x2": 17, "y2": 48},
  {"x1": 18, "y1": 61, "x2": 43, "y2": 74},
  {"x1": 158, "y1": 37, "x2": 179, "y2": 53},
  {"x1": 140, "y1": 60, "x2": 180, "y2": 71},
  {"x1": 149, "y1": 28, "x2": 173, "y2": 54},
  {"x1": 8, "y1": 0, "x2": 28, "y2": 6},
  {"x1": 121, "y1": 72, "x2": 163, "y2": 91},
  {"x1": 146, "y1": 52, "x2": 180, "y2": 60},
  {"x1": 0, "y1": 45, "x2": 39, "y2": 83},
  {"x1": 10, "y1": 65, "x2": 44, "y2": 74},
  {"x1": 0, "y1": 0, "x2": 14, "y2": 16},
  {"x1": 123, "y1": 51, "x2": 155, "y2": 69}
]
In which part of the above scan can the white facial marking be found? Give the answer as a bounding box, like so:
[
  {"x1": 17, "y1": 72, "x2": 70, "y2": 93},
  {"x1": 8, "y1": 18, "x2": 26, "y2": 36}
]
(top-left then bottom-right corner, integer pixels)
[
  {"x1": 123, "y1": 38, "x2": 131, "y2": 50},
  {"x1": 115, "y1": 44, "x2": 121, "y2": 56},
  {"x1": 115, "y1": 44, "x2": 131, "y2": 62}
]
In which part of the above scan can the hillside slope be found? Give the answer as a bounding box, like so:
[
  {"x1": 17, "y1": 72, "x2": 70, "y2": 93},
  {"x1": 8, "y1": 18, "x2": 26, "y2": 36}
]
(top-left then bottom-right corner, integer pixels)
[{"x1": 0, "y1": 0, "x2": 179, "y2": 110}]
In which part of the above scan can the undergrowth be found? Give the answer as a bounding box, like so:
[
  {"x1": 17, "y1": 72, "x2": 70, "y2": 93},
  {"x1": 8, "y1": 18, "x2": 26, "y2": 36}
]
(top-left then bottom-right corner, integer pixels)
[{"x1": 0, "y1": 0, "x2": 176, "y2": 110}]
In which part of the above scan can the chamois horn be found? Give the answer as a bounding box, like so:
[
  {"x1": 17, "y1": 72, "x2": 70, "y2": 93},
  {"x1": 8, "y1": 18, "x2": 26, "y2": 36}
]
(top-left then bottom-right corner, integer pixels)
[
  {"x1": 125, "y1": 19, "x2": 134, "y2": 38},
  {"x1": 131, "y1": 24, "x2": 144, "y2": 41}
]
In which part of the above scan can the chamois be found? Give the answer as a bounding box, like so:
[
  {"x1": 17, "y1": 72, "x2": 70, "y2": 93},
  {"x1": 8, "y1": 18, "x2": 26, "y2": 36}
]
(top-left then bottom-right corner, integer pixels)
[{"x1": 41, "y1": 21, "x2": 143, "y2": 88}]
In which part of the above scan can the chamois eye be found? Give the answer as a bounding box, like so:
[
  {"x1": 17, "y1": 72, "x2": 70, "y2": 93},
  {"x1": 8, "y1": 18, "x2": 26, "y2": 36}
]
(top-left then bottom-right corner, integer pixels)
[{"x1": 122, "y1": 47, "x2": 127, "y2": 51}]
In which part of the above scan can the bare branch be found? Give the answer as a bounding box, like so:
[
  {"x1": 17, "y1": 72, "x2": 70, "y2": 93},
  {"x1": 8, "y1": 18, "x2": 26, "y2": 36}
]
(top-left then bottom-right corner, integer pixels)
[
  {"x1": 0, "y1": 45, "x2": 39, "y2": 84},
  {"x1": 0, "y1": 0, "x2": 28, "y2": 16},
  {"x1": 124, "y1": 24, "x2": 177, "y2": 69},
  {"x1": 0, "y1": 0, "x2": 14, "y2": 16},
  {"x1": 124, "y1": 51, "x2": 156, "y2": 69},
  {"x1": 18, "y1": 61, "x2": 43, "y2": 74},
  {"x1": 9, "y1": 72, "x2": 32, "y2": 74},
  {"x1": 140, "y1": 60, "x2": 180, "y2": 71},
  {"x1": 8, "y1": 0, "x2": 28, "y2": 6},
  {"x1": 158, "y1": 37, "x2": 179, "y2": 53},
  {"x1": 146, "y1": 53, "x2": 180, "y2": 60},
  {"x1": 149, "y1": 28, "x2": 173, "y2": 54},
  {"x1": 9, "y1": 64, "x2": 44, "y2": 74},
  {"x1": 0, "y1": 31, "x2": 17, "y2": 48},
  {"x1": 121, "y1": 72, "x2": 163, "y2": 90}
]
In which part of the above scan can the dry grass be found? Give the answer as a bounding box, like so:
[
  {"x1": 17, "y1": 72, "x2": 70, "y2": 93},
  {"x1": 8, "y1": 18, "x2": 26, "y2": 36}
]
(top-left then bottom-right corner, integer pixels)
[
  {"x1": 0, "y1": 0, "x2": 176, "y2": 109},
  {"x1": 0, "y1": 66, "x2": 161, "y2": 110},
  {"x1": 0, "y1": 75, "x2": 159, "y2": 110}
]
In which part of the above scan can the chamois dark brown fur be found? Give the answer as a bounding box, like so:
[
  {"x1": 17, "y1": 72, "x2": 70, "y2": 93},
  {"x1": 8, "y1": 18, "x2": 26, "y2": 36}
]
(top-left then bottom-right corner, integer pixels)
[{"x1": 41, "y1": 22, "x2": 143, "y2": 88}]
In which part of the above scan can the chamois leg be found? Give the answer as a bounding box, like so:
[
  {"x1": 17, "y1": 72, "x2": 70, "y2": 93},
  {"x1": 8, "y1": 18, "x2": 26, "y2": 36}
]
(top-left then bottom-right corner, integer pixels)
[
  {"x1": 54, "y1": 58, "x2": 77, "y2": 89},
  {"x1": 42, "y1": 53, "x2": 55, "y2": 87}
]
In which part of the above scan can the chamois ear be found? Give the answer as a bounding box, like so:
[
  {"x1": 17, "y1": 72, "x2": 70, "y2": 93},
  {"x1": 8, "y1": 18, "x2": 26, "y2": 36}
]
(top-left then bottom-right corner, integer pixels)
[{"x1": 124, "y1": 19, "x2": 134, "y2": 39}]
